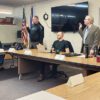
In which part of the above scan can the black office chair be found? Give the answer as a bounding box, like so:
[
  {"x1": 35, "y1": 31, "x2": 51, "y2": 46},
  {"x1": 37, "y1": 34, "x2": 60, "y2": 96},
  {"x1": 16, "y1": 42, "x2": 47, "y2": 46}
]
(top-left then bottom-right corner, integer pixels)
[
  {"x1": 66, "y1": 41, "x2": 74, "y2": 53},
  {"x1": 10, "y1": 42, "x2": 23, "y2": 68},
  {"x1": 0, "y1": 41, "x2": 2, "y2": 49},
  {"x1": 0, "y1": 53, "x2": 5, "y2": 70},
  {"x1": 0, "y1": 54, "x2": 5, "y2": 64},
  {"x1": 0, "y1": 41, "x2": 5, "y2": 67}
]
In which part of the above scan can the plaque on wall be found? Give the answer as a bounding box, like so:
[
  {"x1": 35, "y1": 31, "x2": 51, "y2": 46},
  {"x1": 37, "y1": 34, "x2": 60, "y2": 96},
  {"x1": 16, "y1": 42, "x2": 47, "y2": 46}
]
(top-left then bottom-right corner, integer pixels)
[{"x1": 0, "y1": 17, "x2": 14, "y2": 25}]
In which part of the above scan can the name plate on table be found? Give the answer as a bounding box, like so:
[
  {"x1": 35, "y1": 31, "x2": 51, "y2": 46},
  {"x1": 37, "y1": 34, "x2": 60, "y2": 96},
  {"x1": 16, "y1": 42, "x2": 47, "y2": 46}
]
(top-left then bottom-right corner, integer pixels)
[
  {"x1": 24, "y1": 49, "x2": 32, "y2": 55},
  {"x1": 8, "y1": 48, "x2": 15, "y2": 52},
  {"x1": 55, "y1": 54, "x2": 65, "y2": 60},
  {"x1": 16, "y1": 91, "x2": 66, "y2": 100},
  {"x1": 0, "y1": 49, "x2": 4, "y2": 52},
  {"x1": 66, "y1": 73, "x2": 84, "y2": 87}
]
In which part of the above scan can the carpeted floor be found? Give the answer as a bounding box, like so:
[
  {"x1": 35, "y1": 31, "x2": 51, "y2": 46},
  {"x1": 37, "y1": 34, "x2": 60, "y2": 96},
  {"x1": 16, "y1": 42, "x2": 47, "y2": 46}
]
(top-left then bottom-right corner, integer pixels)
[
  {"x1": 0, "y1": 58, "x2": 85, "y2": 100},
  {"x1": 0, "y1": 68, "x2": 67, "y2": 100}
]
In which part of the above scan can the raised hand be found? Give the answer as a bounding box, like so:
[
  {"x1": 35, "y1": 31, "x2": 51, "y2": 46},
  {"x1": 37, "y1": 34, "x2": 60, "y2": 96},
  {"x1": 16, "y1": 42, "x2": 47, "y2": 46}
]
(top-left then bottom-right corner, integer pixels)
[{"x1": 79, "y1": 23, "x2": 82, "y2": 30}]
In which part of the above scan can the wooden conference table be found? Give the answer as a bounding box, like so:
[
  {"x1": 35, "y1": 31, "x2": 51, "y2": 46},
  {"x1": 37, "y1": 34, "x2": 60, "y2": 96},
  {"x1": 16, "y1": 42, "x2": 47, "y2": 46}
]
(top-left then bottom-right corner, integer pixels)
[
  {"x1": 6, "y1": 49, "x2": 100, "y2": 80},
  {"x1": 47, "y1": 72, "x2": 100, "y2": 100}
]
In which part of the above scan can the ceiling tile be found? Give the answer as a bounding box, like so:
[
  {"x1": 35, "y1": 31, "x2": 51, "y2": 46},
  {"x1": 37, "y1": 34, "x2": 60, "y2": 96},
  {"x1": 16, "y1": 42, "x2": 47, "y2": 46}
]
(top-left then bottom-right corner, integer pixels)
[{"x1": 0, "y1": 0, "x2": 48, "y2": 7}]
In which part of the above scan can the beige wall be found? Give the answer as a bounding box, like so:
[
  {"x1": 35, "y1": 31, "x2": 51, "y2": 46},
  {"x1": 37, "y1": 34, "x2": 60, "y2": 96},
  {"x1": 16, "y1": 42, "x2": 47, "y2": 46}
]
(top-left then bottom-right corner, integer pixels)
[
  {"x1": 14, "y1": 0, "x2": 100, "y2": 53},
  {"x1": 0, "y1": 5, "x2": 18, "y2": 43},
  {"x1": 0, "y1": 25, "x2": 18, "y2": 43},
  {"x1": 0, "y1": 5, "x2": 14, "y2": 17}
]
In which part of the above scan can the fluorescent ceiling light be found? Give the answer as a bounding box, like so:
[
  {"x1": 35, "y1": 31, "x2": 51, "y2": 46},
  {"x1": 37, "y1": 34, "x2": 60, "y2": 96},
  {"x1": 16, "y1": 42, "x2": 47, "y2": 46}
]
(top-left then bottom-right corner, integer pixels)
[
  {"x1": 0, "y1": 11, "x2": 12, "y2": 14},
  {"x1": 0, "y1": 9, "x2": 12, "y2": 14}
]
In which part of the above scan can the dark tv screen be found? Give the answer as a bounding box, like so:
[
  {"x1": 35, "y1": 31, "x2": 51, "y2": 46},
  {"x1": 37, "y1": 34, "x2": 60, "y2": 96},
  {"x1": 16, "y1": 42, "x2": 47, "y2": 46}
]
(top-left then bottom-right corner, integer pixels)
[{"x1": 51, "y1": 2, "x2": 88, "y2": 32}]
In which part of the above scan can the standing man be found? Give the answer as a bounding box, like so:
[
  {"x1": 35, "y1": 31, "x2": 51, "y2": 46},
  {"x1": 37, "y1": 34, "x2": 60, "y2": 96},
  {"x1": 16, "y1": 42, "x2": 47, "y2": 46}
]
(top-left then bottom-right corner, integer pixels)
[
  {"x1": 30, "y1": 16, "x2": 44, "y2": 48},
  {"x1": 30, "y1": 16, "x2": 44, "y2": 82},
  {"x1": 79, "y1": 15, "x2": 100, "y2": 55}
]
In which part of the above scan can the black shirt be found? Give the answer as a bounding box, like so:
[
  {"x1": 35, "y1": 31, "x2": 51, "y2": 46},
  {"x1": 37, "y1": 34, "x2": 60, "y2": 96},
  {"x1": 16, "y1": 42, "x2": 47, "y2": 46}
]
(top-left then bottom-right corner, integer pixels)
[
  {"x1": 52, "y1": 40, "x2": 74, "y2": 52},
  {"x1": 30, "y1": 23, "x2": 44, "y2": 44}
]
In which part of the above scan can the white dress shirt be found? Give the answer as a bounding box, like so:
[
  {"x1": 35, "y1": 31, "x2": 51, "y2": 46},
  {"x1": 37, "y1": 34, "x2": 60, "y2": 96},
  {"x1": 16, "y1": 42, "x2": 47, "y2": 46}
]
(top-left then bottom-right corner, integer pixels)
[{"x1": 83, "y1": 27, "x2": 89, "y2": 44}]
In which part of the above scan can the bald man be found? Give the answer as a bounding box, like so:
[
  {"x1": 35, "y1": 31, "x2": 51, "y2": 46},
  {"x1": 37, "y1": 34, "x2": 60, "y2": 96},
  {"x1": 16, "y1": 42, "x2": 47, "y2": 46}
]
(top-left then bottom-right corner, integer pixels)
[
  {"x1": 51, "y1": 32, "x2": 74, "y2": 53},
  {"x1": 50, "y1": 32, "x2": 74, "y2": 78},
  {"x1": 79, "y1": 15, "x2": 100, "y2": 55},
  {"x1": 38, "y1": 32, "x2": 74, "y2": 81}
]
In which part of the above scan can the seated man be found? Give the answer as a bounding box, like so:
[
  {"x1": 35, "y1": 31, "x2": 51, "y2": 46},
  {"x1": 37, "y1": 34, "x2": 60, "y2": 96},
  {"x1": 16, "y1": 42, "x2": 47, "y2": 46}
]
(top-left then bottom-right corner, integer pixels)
[
  {"x1": 51, "y1": 32, "x2": 74, "y2": 53},
  {"x1": 50, "y1": 31, "x2": 74, "y2": 77},
  {"x1": 38, "y1": 32, "x2": 74, "y2": 81}
]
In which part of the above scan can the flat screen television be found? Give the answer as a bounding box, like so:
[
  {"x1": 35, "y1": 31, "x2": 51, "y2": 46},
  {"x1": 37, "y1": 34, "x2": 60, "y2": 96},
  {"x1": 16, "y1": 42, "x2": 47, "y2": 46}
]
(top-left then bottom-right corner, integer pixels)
[{"x1": 51, "y1": 2, "x2": 88, "y2": 32}]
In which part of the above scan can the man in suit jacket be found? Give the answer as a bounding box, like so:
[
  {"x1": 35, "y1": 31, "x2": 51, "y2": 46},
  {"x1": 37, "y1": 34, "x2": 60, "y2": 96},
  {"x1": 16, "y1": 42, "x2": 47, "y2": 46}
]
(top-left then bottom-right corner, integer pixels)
[{"x1": 79, "y1": 15, "x2": 100, "y2": 55}]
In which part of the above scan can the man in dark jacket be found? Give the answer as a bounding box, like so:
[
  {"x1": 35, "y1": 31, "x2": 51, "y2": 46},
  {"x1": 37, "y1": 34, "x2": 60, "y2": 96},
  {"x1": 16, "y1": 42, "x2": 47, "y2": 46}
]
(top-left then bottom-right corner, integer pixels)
[{"x1": 30, "y1": 16, "x2": 44, "y2": 48}]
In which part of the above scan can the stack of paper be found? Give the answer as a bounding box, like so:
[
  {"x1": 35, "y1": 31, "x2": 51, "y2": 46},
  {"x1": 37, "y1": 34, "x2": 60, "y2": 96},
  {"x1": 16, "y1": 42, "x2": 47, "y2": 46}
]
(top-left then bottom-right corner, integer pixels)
[{"x1": 55, "y1": 54, "x2": 65, "y2": 60}]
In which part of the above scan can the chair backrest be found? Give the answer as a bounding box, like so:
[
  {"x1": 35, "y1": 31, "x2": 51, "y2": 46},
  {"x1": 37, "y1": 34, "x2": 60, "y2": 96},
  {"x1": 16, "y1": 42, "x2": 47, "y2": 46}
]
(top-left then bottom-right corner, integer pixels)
[
  {"x1": 65, "y1": 40, "x2": 74, "y2": 53},
  {"x1": 0, "y1": 53, "x2": 5, "y2": 65},
  {"x1": 3, "y1": 44, "x2": 11, "y2": 50},
  {"x1": 0, "y1": 41, "x2": 2, "y2": 48}
]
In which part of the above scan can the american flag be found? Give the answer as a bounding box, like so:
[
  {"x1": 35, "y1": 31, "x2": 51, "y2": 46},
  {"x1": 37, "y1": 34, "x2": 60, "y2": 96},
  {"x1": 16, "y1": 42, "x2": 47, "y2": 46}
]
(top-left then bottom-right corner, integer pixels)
[{"x1": 21, "y1": 8, "x2": 29, "y2": 47}]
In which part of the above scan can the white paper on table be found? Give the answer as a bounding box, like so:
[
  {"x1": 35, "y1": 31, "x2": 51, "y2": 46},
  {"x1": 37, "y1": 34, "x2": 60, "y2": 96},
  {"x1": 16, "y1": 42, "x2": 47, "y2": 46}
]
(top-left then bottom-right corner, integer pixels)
[
  {"x1": 0, "y1": 49, "x2": 4, "y2": 52},
  {"x1": 8, "y1": 48, "x2": 16, "y2": 52},
  {"x1": 24, "y1": 49, "x2": 32, "y2": 55},
  {"x1": 16, "y1": 91, "x2": 66, "y2": 100},
  {"x1": 77, "y1": 54, "x2": 85, "y2": 58},
  {"x1": 55, "y1": 54, "x2": 65, "y2": 60}
]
